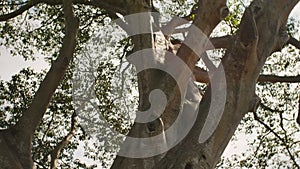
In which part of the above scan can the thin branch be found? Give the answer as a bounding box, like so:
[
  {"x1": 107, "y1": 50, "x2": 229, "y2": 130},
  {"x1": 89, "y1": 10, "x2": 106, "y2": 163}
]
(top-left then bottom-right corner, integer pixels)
[
  {"x1": 0, "y1": 0, "x2": 125, "y2": 22},
  {"x1": 297, "y1": 95, "x2": 300, "y2": 125},
  {"x1": 253, "y1": 111, "x2": 300, "y2": 168},
  {"x1": 258, "y1": 75, "x2": 300, "y2": 83},
  {"x1": 248, "y1": 131, "x2": 271, "y2": 165},
  {"x1": 0, "y1": 0, "x2": 39, "y2": 21},
  {"x1": 260, "y1": 103, "x2": 284, "y2": 113},
  {"x1": 50, "y1": 112, "x2": 77, "y2": 169},
  {"x1": 33, "y1": 159, "x2": 48, "y2": 169},
  {"x1": 41, "y1": 112, "x2": 56, "y2": 143}
]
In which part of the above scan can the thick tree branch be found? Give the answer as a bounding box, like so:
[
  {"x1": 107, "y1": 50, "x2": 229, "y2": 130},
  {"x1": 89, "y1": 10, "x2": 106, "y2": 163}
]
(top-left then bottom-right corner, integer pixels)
[
  {"x1": 50, "y1": 112, "x2": 77, "y2": 169},
  {"x1": 238, "y1": 8, "x2": 258, "y2": 49},
  {"x1": 15, "y1": 0, "x2": 79, "y2": 137},
  {"x1": 193, "y1": 67, "x2": 209, "y2": 83},
  {"x1": 209, "y1": 35, "x2": 233, "y2": 50},
  {"x1": 175, "y1": 0, "x2": 228, "y2": 69},
  {"x1": 288, "y1": 36, "x2": 300, "y2": 49}
]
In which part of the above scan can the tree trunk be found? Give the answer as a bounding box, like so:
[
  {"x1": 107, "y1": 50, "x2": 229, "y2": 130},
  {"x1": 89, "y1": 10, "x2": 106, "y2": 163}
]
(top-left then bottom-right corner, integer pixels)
[{"x1": 112, "y1": 0, "x2": 299, "y2": 169}]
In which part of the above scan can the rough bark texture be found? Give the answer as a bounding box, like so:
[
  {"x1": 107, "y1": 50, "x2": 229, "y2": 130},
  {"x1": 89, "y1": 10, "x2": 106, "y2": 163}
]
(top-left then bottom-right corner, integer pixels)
[
  {"x1": 112, "y1": 0, "x2": 299, "y2": 169},
  {"x1": 157, "y1": 1, "x2": 298, "y2": 169}
]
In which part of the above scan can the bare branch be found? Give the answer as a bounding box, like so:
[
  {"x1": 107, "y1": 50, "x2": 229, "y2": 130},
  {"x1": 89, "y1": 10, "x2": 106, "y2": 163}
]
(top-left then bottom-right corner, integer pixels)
[
  {"x1": 288, "y1": 36, "x2": 300, "y2": 50},
  {"x1": 0, "y1": 0, "x2": 126, "y2": 22},
  {"x1": 177, "y1": 0, "x2": 228, "y2": 68},
  {"x1": 209, "y1": 35, "x2": 233, "y2": 49},
  {"x1": 50, "y1": 112, "x2": 77, "y2": 169},
  {"x1": 0, "y1": 0, "x2": 39, "y2": 21},
  {"x1": 260, "y1": 103, "x2": 284, "y2": 113},
  {"x1": 15, "y1": 0, "x2": 79, "y2": 136},
  {"x1": 258, "y1": 75, "x2": 300, "y2": 83},
  {"x1": 193, "y1": 67, "x2": 209, "y2": 83},
  {"x1": 297, "y1": 95, "x2": 300, "y2": 125},
  {"x1": 253, "y1": 111, "x2": 300, "y2": 168}
]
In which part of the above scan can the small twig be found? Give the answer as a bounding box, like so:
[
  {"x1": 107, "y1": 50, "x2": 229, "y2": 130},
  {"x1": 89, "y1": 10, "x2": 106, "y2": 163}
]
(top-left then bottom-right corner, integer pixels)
[{"x1": 253, "y1": 111, "x2": 300, "y2": 168}]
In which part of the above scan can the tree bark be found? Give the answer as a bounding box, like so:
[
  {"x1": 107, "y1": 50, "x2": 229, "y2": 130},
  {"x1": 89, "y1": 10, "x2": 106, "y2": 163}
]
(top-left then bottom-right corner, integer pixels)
[
  {"x1": 112, "y1": 0, "x2": 299, "y2": 169},
  {"x1": 152, "y1": 0, "x2": 299, "y2": 169}
]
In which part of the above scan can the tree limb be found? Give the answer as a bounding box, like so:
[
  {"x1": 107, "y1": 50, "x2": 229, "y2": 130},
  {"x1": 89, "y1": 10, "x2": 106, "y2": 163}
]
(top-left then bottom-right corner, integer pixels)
[
  {"x1": 194, "y1": 67, "x2": 300, "y2": 83},
  {"x1": 258, "y1": 75, "x2": 300, "y2": 83},
  {"x1": 0, "y1": 0, "x2": 126, "y2": 22},
  {"x1": 209, "y1": 35, "x2": 233, "y2": 50},
  {"x1": 15, "y1": 0, "x2": 79, "y2": 137},
  {"x1": 297, "y1": 95, "x2": 300, "y2": 125},
  {"x1": 0, "y1": 0, "x2": 40, "y2": 21},
  {"x1": 253, "y1": 111, "x2": 300, "y2": 168},
  {"x1": 288, "y1": 36, "x2": 300, "y2": 49},
  {"x1": 50, "y1": 112, "x2": 77, "y2": 169}
]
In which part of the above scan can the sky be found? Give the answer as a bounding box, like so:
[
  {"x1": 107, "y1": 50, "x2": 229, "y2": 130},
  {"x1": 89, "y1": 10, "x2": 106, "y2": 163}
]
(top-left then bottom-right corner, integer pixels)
[{"x1": 0, "y1": 46, "x2": 49, "y2": 80}]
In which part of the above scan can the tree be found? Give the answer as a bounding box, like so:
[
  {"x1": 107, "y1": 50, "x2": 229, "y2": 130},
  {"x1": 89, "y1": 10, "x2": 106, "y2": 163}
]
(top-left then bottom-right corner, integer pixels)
[{"x1": 0, "y1": 0, "x2": 300, "y2": 168}]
